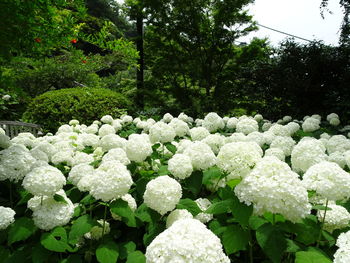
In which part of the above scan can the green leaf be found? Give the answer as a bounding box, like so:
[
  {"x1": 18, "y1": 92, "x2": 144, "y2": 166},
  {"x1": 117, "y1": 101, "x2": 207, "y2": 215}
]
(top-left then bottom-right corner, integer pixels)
[
  {"x1": 226, "y1": 178, "x2": 242, "y2": 189},
  {"x1": 60, "y1": 255, "x2": 83, "y2": 263},
  {"x1": 183, "y1": 171, "x2": 202, "y2": 195},
  {"x1": 53, "y1": 194, "x2": 68, "y2": 204},
  {"x1": 256, "y1": 223, "x2": 287, "y2": 263},
  {"x1": 295, "y1": 250, "x2": 332, "y2": 263},
  {"x1": 119, "y1": 241, "x2": 136, "y2": 260},
  {"x1": 286, "y1": 239, "x2": 302, "y2": 253},
  {"x1": 249, "y1": 216, "x2": 268, "y2": 230},
  {"x1": 41, "y1": 227, "x2": 70, "y2": 253},
  {"x1": 312, "y1": 205, "x2": 332, "y2": 211},
  {"x1": 176, "y1": 199, "x2": 202, "y2": 216},
  {"x1": 205, "y1": 200, "x2": 232, "y2": 214},
  {"x1": 165, "y1": 142, "x2": 177, "y2": 154},
  {"x1": 0, "y1": 246, "x2": 10, "y2": 263},
  {"x1": 143, "y1": 223, "x2": 165, "y2": 247},
  {"x1": 96, "y1": 240, "x2": 119, "y2": 263},
  {"x1": 126, "y1": 251, "x2": 146, "y2": 263},
  {"x1": 110, "y1": 199, "x2": 137, "y2": 227},
  {"x1": 222, "y1": 225, "x2": 249, "y2": 255},
  {"x1": 8, "y1": 217, "x2": 37, "y2": 245},
  {"x1": 135, "y1": 204, "x2": 161, "y2": 224},
  {"x1": 69, "y1": 215, "x2": 97, "y2": 243},
  {"x1": 294, "y1": 216, "x2": 319, "y2": 245},
  {"x1": 32, "y1": 244, "x2": 51, "y2": 263},
  {"x1": 230, "y1": 195, "x2": 253, "y2": 226},
  {"x1": 157, "y1": 165, "x2": 169, "y2": 176},
  {"x1": 202, "y1": 166, "x2": 222, "y2": 185}
]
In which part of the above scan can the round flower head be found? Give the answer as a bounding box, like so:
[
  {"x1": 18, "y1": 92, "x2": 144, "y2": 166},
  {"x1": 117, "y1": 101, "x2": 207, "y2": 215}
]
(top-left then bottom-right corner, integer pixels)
[
  {"x1": 27, "y1": 190, "x2": 74, "y2": 230},
  {"x1": 270, "y1": 136, "x2": 296, "y2": 156},
  {"x1": 100, "y1": 115, "x2": 114, "y2": 124},
  {"x1": 262, "y1": 122, "x2": 273, "y2": 132},
  {"x1": 11, "y1": 132, "x2": 36, "y2": 148},
  {"x1": 51, "y1": 150, "x2": 74, "y2": 166},
  {"x1": 145, "y1": 218, "x2": 230, "y2": 263},
  {"x1": 194, "y1": 198, "x2": 213, "y2": 223},
  {"x1": 57, "y1": 124, "x2": 73, "y2": 134},
  {"x1": 264, "y1": 148, "x2": 285, "y2": 161},
  {"x1": 302, "y1": 161, "x2": 350, "y2": 201},
  {"x1": 0, "y1": 206, "x2": 15, "y2": 230},
  {"x1": 202, "y1": 134, "x2": 225, "y2": 154},
  {"x1": 246, "y1": 131, "x2": 265, "y2": 147},
  {"x1": 149, "y1": 122, "x2": 176, "y2": 144},
  {"x1": 216, "y1": 141, "x2": 263, "y2": 179},
  {"x1": 169, "y1": 118, "x2": 189, "y2": 137},
  {"x1": 285, "y1": 122, "x2": 300, "y2": 135},
  {"x1": 225, "y1": 132, "x2": 246, "y2": 143},
  {"x1": 168, "y1": 154, "x2": 193, "y2": 179},
  {"x1": 0, "y1": 144, "x2": 36, "y2": 182},
  {"x1": 183, "y1": 141, "x2": 216, "y2": 171},
  {"x1": 102, "y1": 148, "x2": 130, "y2": 166},
  {"x1": 268, "y1": 124, "x2": 290, "y2": 137},
  {"x1": 328, "y1": 151, "x2": 346, "y2": 169},
  {"x1": 235, "y1": 156, "x2": 311, "y2": 222},
  {"x1": 111, "y1": 194, "x2": 137, "y2": 221},
  {"x1": 143, "y1": 175, "x2": 182, "y2": 215},
  {"x1": 254, "y1": 114, "x2": 264, "y2": 122},
  {"x1": 189, "y1": 127, "x2": 210, "y2": 141},
  {"x1": 23, "y1": 165, "x2": 66, "y2": 196},
  {"x1": 291, "y1": 137, "x2": 327, "y2": 173},
  {"x1": 0, "y1": 130, "x2": 11, "y2": 149},
  {"x1": 327, "y1": 113, "x2": 339, "y2": 122},
  {"x1": 99, "y1": 134, "x2": 127, "y2": 152},
  {"x1": 178, "y1": 112, "x2": 190, "y2": 123},
  {"x1": 226, "y1": 117, "x2": 238, "y2": 129},
  {"x1": 166, "y1": 209, "x2": 193, "y2": 228},
  {"x1": 162, "y1": 113, "x2": 174, "y2": 123},
  {"x1": 236, "y1": 117, "x2": 259, "y2": 135},
  {"x1": 302, "y1": 117, "x2": 320, "y2": 132},
  {"x1": 98, "y1": 124, "x2": 115, "y2": 137},
  {"x1": 282, "y1": 115, "x2": 292, "y2": 123},
  {"x1": 317, "y1": 202, "x2": 350, "y2": 233},
  {"x1": 334, "y1": 230, "x2": 350, "y2": 263},
  {"x1": 85, "y1": 124, "x2": 99, "y2": 134},
  {"x1": 202, "y1": 112, "x2": 225, "y2": 133},
  {"x1": 121, "y1": 115, "x2": 133, "y2": 124},
  {"x1": 30, "y1": 148, "x2": 49, "y2": 162},
  {"x1": 126, "y1": 134, "x2": 152, "y2": 163},
  {"x1": 72, "y1": 151, "x2": 94, "y2": 166},
  {"x1": 84, "y1": 219, "x2": 110, "y2": 240},
  {"x1": 330, "y1": 117, "x2": 341, "y2": 126},
  {"x1": 78, "y1": 133, "x2": 100, "y2": 148},
  {"x1": 68, "y1": 163, "x2": 95, "y2": 186},
  {"x1": 176, "y1": 139, "x2": 193, "y2": 154},
  {"x1": 326, "y1": 135, "x2": 350, "y2": 154}
]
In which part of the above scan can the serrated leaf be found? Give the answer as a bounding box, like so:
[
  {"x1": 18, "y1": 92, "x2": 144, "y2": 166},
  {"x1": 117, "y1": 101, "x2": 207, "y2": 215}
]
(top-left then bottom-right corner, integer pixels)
[
  {"x1": 205, "y1": 200, "x2": 232, "y2": 214},
  {"x1": 110, "y1": 199, "x2": 137, "y2": 227},
  {"x1": 226, "y1": 178, "x2": 242, "y2": 189},
  {"x1": 222, "y1": 225, "x2": 249, "y2": 255},
  {"x1": 69, "y1": 215, "x2": 97, "y2": 243},
  {"x1": 157, "y1": 165, "x2": 169, "y2": 176},
  {"x1": 202, "y1": 166, "x2": 222, "y2": 185},
  {"x1": 96, "y1": 240, "x2": 119, "y2": 263},
  {"x1": 295, "y1": 250, "x2": 332, "y2": 263},
  {"x1": 41, "y1": 227, "x2": 70, "y2": 253},
  {"x1": 176, "y1": 199, "x2": 202, "y2": 216},
  {"x1": 8, "y1": 217, "x2": 37, "y2": 245},
  {"x1": 53, "y1": 194, "x2": 68, "y2": 204},
  {"x1": 126, "y1": 251, "x2": 146, "y2": 263},
  {"x1": 165, "y1": 142, "x2": 177, "y2": 154},
  {"x1": 230, "y1": 195, "x2": 253, "y2": 226}
]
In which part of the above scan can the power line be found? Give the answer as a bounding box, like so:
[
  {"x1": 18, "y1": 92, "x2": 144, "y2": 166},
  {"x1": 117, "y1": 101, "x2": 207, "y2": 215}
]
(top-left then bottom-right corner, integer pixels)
[{"x1": 257, "y1": 23, "x2": 314, "y2": 43}]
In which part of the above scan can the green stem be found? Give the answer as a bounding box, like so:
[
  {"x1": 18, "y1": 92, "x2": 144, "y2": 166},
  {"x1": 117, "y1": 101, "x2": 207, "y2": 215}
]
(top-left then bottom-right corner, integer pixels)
[
  {"x1": 316, "y1": 199, "x2": 329, "y2": 248},
  {"x1": 102, "y1": 205, "x2": 107, "y2": 240}
]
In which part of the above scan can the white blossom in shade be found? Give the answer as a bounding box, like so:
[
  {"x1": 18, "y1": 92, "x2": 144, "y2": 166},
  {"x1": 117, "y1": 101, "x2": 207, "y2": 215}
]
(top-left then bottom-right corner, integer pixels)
[
  {"x1": 311, "y1": 114, "x2": 322, "y2": 121},
  {"x1": 262, "y1": 121, "x2": 273, "y2": 132},
  {"x1": 282, "y1": 116, "x2": 292, "y2": 123},
  {"x1": 143, "y1": 175, "x2": 182, "y2": 215},
  {"x1": 330, "y1": 117, "x2": 341, "y2": 126},
  {"x1": 317, "y1": 202, "x2": 350, "y2": 233},
  {"x1": 84, "y1": 219, "x2": 110, "y2": 240},
  {"x1": 102, "y1": 148, "x2": 130, "y2": 166},
  {"x1": 189, "y1": 127, "x2": 210, "y2": 141},
  {"x1": 2, "y1": 94, "x2": 11, "y2": 101},
  {"x1": 93, "y1": 120, "x2": 101, "y2": 126},
  {"x1": 328, "y1": 151, "x2": 346, "y2": 169},
  {"x1": 126, "y1": 134, "x2": 152, "y2": 163},
  {"x1": 69, "y1": 119, "x2": 79, "y2": 126},
  {"x1": 216, "y1": 142, "x2": 263, "y2": 179},
  {"x1": 195, "y1": 118, "x2": 204, "y2": 127},
  {"x1": 345, "y1": 151, "x2": 350, "y2": 169},
  {"x1": 302, "y1": 117, "x2": 320, "y2": 132},
  {"x1": 111, "y1": 194, "x2": 137, "y2": 221},
  {"x1": 327, "y1": 113, "x2": 339, "y2": 122},
  {"x1": 246, "y1": 131, "x2": 265, "y2": 147},
  {"x1": 121, "y1": 115, "x2": 133, "y2": 124},
  {"x1": 136, "y1": 121, "x2": 148, "y2": 130},
  {"x1": 168, "y1": 118, "x2": 189, "y2": 137},
  {"x1": 178, "y1": 112, "x2": 190, "y2": 123},
  {"x1": 270, "y1": 136, "x2": 296, "y2": 156},
  {"x1": 223, "y1": 116, "x2": 229, "y2": 123},
  {"x1": 176, "y1": 139, "x2": 193, "y2": 154},
  {"x1": 226, "y1": 117, "x2": 238, "y2": 129},
  {"x1": 0, "y1": 130, "x2": 11, "y2": 149},
  {"x1": 268, "y1": 124, "x2": 290, "y2": 137},
  {"x1": 98, "y1": 124, "x2": 115, "y2": 137},
  {"x1": 202, "y1": 112, "x2": 225, "y2": 133},
  {"x1": 27, "y1": 190, "x2": 74, "y2": 230},
  {"x1": 149, "y1": 122, "x2": 176, "y2": 144},
  {"x1": 78, "y1": 133, "x2": 99, "y2": 148},
  {"x1": 302, "y1": 161, "x2": 350, "y2": 201},
  {"x1": 285, "y1": 122, "x2": 300, "y2": 135},
  {"x1": 162, "y1": 113, "x2": 174, "y2": 123},
  {"x1": 133, "y1": 117, "x2": 141, "y2": 124},
  {"x1": 334, "y1": 230, "x2": 350, "y2": 263},
  {"x1": 30, "y1": 147, "x2": 49, "y2": 162},
  {"x1": 99, "y1": 134, "x2": 127, "y2": 152},
  {"x1": 194, "y1": 198, "x2": 213, "y2": 223},
  {"x1": 202, "y1": 134, "x2": 225, "y2": 154},
  {"x1": 321, "y1": 132, "x2": 331, "y2": 140},
  {"x1": 166, "y1": 209, "x2": 193, "y2": 228},
  {"x1": 23, "y1": 165, "x2": 66, "y2": 196},
  {"x1": 72, "y1": 152, "x2": 94, "y2": 166},
  {"x1": 101, "y1": 115, "x2": 114, "y2": 124},
  {"x1": 68, "y1": 163, "x2": 94, "y2": 186},
  {"x1": 0, "y1": 144, "x2": 36, "y2": 182},
  {"x1": 326, "y1": 135, "x2": 350, "y2": 154},
  {"x1": 291, "y1": 137, "x2": 327, "y2": 173},
  {"x1": 0, "y1": 206, "x2": 15, "y2": 230},
  {"x1": 183, "y1": 141, "x2": 216, "y2": 171},
  {"x1": 11, "y1": 132, "x2": 36, "y2": 148},
  {"x1": 85, "y1": 124, "x2": 99, "y2": 134},
  {"x1": 264, "y1": 148, "x2": 285, "y2": 161},
  {"x1": 51, "y1": 150, "x2": 74, "y2": 166},
  {"x1": 32, "y1": 141, "x2": 57, "y2": 160},
  {"x1": 236, "y1": 117, "x2": 259, "y2": 135},
  {"x1": 111, "y1": 119, "x2": 122, "y2": 132},
  {"x1": 89, "y1": 161, "x2": 133, "y2": 202},
  {"x1": 235, "y1": 156, "x2": 311, "y2": 222},
  {"x1": 145, "y1": 218, "x2": 230, "y2": 263},
  {"x1": 57, "y1": 124, "x2": 73, "y2": 134},
  {"x1": 53, "y1": 140, "x2": 74, "y2": 152},
  {"x1": 225, "y1": 132, "x2": 246, "y2": 143},
  {"x1": 168, "y1": 154, "x2": 193, "y2": 179},
  {"x1": 254, "y1": 114, "x2": 264, "y2": 122}
]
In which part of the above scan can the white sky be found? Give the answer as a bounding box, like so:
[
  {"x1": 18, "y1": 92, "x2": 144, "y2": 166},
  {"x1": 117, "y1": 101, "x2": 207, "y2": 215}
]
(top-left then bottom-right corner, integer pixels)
[{"x1": 239, "y1": 0, "x2": 344, "y2": 46}]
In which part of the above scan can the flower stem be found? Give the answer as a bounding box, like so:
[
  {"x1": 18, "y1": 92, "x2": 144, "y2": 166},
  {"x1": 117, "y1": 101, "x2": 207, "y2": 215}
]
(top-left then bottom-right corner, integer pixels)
[
  {"x1": 316, "y1": 199, "x2": 329, "y2": 248},
  {"x1": 102, "y1": 205, "x2": 107, "y2": 240}
]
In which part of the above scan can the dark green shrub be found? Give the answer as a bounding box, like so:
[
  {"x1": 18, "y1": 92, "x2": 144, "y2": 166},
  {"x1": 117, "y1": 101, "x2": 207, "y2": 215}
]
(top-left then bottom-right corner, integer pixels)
[{"x1": 23, "y1": 88, "x2": 132, "y2": 132}]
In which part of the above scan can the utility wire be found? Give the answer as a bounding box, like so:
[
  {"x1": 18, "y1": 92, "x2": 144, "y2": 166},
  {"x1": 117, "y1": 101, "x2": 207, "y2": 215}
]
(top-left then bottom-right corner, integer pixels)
[{"x1": 257, "y1": 23, "x2": 314, "y2": 43}]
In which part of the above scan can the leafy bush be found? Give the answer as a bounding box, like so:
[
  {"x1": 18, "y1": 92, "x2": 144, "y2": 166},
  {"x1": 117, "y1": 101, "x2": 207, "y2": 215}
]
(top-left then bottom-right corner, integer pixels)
[{"x1": 23, "y1": 88, "x2": 132, "y2": 132}]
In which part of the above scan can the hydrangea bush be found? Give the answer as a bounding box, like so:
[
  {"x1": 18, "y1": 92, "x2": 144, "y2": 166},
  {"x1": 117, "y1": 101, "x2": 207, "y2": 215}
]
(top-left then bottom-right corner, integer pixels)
[{"x1": 1, "y1": 112, "x2": 350, "y2": 262}]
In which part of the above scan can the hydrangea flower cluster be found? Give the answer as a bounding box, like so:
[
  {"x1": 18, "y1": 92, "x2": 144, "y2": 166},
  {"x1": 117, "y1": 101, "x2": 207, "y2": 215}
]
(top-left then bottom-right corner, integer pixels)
[
  {"x1": 317, "y1": 202, "x2": 350, "y2": 233},
  {"x1": 0, "y1": 206, "x2": 15, "y2": 230},
  {"x1": 168, "y1": 153, "x2": 193, "y2": 179},
  {"x1": 334, "y1": 230, "x2": 350, "y2": 263}
]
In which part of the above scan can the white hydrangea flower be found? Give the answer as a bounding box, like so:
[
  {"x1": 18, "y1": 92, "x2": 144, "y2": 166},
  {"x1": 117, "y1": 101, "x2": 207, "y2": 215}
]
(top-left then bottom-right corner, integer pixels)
[
  {"x1": 217, "y1": 142, "x2": 262, "y2": 179},
  {"x1": 270, "y1": 136, "x2": 296, "y2": 156},
  {"x1": 334, "y1": 230, "x2": 350, "y2": 263},
  {"x1": 345, "y1": 151, "x2": 350, "y2": 169},
  {"x1": 0, "y1": 144, "x2": 36, "y2": 182},
  {"x1": 268, "y1": 124, "x2": 290, "y2": 137},
  {"x1": 89, "y1": 161, "x2": 133, "y2": 202},
  {"x1": 291, "y1": 137, "x2": 327, "y2": 173},
  {"x1": 51, "y1": 150, "x2": 74, "y2": 166},
  {"x1": 102, "y1": 148, "x2": 130, "y2": 166},
  {"x1": 183, "y1": 141, "x2": 216, "y2": 171},
  {"x1": 84, "y1": 219, "x2": 110, "y2": 240},
  {"x1": 0, "y1": 206, "x2": 15, "y2": 230},
  {"x1": 93, "y1": 120, "x2": 101, "y2": 126},
  {"x1": 149, "y1": 122, "x2": 176, "y2": 144},
  {"x1": 0, "y1": 130, "x2": 11, "y2": 149},
  {"x1": 226, "y1": 117, "x2": 238, "y2": 129},
  {"x1": 11, "y1": 132, "x2": 36, "y2": 148},
  {"x1": 98, "y1": 124, "x2": 115, "y2": 137},
  {"x1": 2, "y1": 94, "x2": 11, "y2": 101},
  {"x1": 143, "y1": 175, "x2": 182, "y2": 215},
  {"x1": 328, "y1": 151, "x2": 346, "y2": 168},
  {"x1": 145, "y1": 218, "x2": 230, "y2": 263},
  {"x1": 195, "y1": 118, "x2": 204, "y2": 127},
  {"x1": 126, "y1": 134, "x2": 152, "y2": 163},
  {"x1": 166, "y1": 209, "x2": 193, "y2": 228},
  {"x1": 225, "y1": 132, "x2": 246, "y2": 143},
  {"x1": 57, "y1": 124, "x2": 73, "y2": 134},
  {"x1": 78, "y1": 133, "x2": 100, "y2": 148},
  {"x1": 32, "y1": 141, "x2": 57, "y2": 161},
  {"x1": 262, "y1": 122, "x2": 273, "y2": 132},
  {"x1": 69, "y1": 119, "x2": 79, "y2": 126},
  {"x1": 246, "y1": 131, "x2": 265, "y2": 147},
  {"x1": 327, "y1": 113, "x2": 339, "y2": 122},
  {"x1": 28, "y1": 190, "x2": 74, "y2": 230},
  {"x1": 317, "y1": 202, "x2": 350, "y2": 233},
  {"x1": 235, "y1": 156, "x2": 311, "y2": 222},
  {"x1": 23, "y1": 165, "x2": 66, "y2": 196},
  {"x1": 202, "y1": 112, "x2": 225, "y2": 133},
  {"x1": 222, "y1": 116, "x2": 229, "y2": 124},
  {"x1": 302, "y1": 161, "x2": 350, "y2": 201},
  {"x1": 264, "y1": 148, "x2": 285, "y2": 161},
  {"x1": 282, "y1": 116, "x2": 292, "y2": 123},
  {"x1": 302, "y1": 117, "x2": 320, "y2": 132},
  {"x1": 311, "y1": 114, "x2": 322, "y2": 121},
  {"x1": 85, "y1": 124, "x2": 99, "y2": 134},
  {"x1": 236, "y1": 117, "x2": 259, "y2": 135},
  {"x1": 111, "y1": 194, "x2": 137, "y2": 221},
  {"x1": 30, "y1": 148, "x2": 49, "y2": 162},
  {"x1": 112, "y1": 119, "x2": 122, "y2": 132},
  {"x1": 326, "y1": 135, "x2": 350, "y2": 154},
  {"x1": 101, "y1": 115, "x2": 114, "y2": 124},
  {"x1": 285, "y1": 122, "x2": 300, "y2": 135},
  {"x1": 72, "y1": 151, "x2": 94, "y2": 166},
  {"x1": 330, "y1": 117, "x2": 341, "y2": 126},
  {"x1": 99, "y1": 134, "x2": 127, "y2": 152},
  {"x1": 202, "y1": 134, "x2": 225, "y2": 154},
  {"x1": 168, "y1": 154, "x2": 193, "y2": 179},
  {"x1": 254, "y1": 114, "x2": 264, "y2": 122},
  {"x1": 194, "y1": 198, "x2": 213, "y2": 223},
  {"x1": 178, "y1": 113, "x2": 190, "y2": 123},
  {"x1": 189, "y1": 127, "x2": 210, "y2": 141},
  {"x1": 176, "y1": 139, "x2": 193, "y2": 154},
  {"x1": 168, "y1": 118, "x2": 189, "y2": 137},
  {"x1": 121, "y1": 115, "x2": 133, "y2": 124},
  {"x1": 162, "y1": 113, "x2": 174, "y2": 123},
  {"x1": 68, "y1": 163, "x2": 95, "y2": 186}
]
